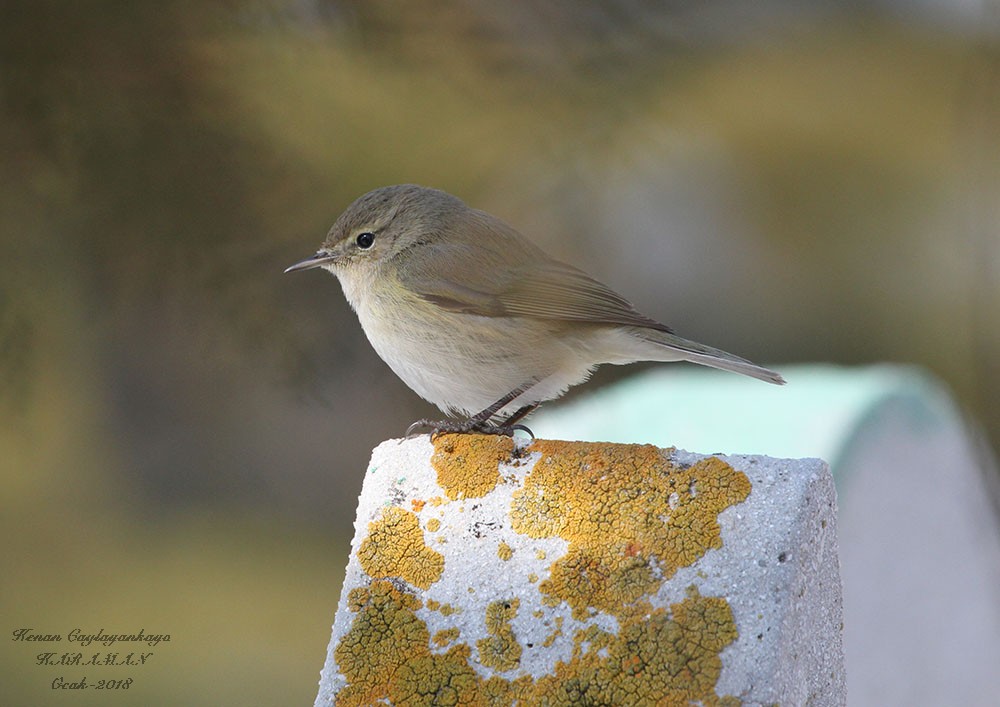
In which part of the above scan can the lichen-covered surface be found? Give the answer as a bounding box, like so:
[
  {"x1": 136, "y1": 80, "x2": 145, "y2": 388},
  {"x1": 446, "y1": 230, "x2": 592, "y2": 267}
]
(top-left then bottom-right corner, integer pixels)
[
  {"x1": 431, "y1": 434, "x2": 512, "y2": 500},
  {"x1": 510, "y1": 440, "x2": 750, "y2": 621},
  {"x1": 357, "y1": 506, "x2": 445, "y2": 590},
  {"x1": 315, "y1": 435, "x2": 845, "y2": 706}
]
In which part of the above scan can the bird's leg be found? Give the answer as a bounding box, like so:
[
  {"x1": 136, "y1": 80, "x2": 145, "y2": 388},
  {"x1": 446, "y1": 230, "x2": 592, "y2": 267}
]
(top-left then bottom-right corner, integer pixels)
[
  {"x1": 405, "y1": 380, "x2": 538, "y2": 439},
  {"x1": 469, "y1": 383, "x2": 534, "y2": 424},
  {"x1": 500, "y1": 404, "x2": 538, "y2": 428}
]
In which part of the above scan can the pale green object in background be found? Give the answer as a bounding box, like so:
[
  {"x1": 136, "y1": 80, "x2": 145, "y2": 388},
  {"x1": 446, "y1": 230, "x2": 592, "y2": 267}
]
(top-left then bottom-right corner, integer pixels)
[
  {"x1": 531, "y1": 363, "x2": 963, "y2": 480},
  {"x1": 536, "y1": 362, "x2": 1000, "y2": 705}
]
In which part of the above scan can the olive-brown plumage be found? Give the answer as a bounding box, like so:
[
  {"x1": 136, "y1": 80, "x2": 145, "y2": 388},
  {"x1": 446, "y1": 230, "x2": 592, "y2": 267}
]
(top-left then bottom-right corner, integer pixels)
[{"x1": 286, "y1": 185, "x2": 783, "y2": 431}]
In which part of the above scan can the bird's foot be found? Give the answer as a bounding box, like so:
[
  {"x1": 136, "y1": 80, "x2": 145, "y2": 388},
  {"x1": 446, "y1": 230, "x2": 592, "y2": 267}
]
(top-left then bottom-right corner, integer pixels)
[{"x1": 404, "y1": 418, "x2": 534, "y2": 441}]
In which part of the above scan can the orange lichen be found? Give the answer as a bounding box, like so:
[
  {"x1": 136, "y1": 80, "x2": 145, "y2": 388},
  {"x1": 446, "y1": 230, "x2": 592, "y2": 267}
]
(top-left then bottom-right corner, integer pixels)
[
  {"x1": 511, "y1": 440, "x2": 750, "y2": 620},
  {"x1": 542, "y1": 615, "x2": 564, "y2": 648},
  {"x1": 477, "y1": 599, "x2": 521, "y2": 672},
  {"x1": 427, "y1": 598, "x2": 460, "y2": 617},
  {"x1": 357, "y1": 506, "x2": 444, "y2": 590},
  {"x1": 336, "y1": 580, "x2": 529, "y2": 706},
  {"x1": 433, "y1": 627, "x2": 461, "y2": 648},
  {"x1": 531, "y1": 587, "x2": 739, "y2": 706},
  {"x1": 431, "y1": 434, "x2": 514, "y2": 500},
  {"x1": 335, "y1": 440, "x2": 749, "y2": 705},
  {"x1": 334, "y1": 580, "x2": 435, "y2": 706},
  {"x1": 411, "y1": 499, "x2": 427, "y2": 513},
  {"x1": 482, "y1": 675, "x2": 534, "y2": 705},
  {"x1": 335, "y1": 582, "x2": 739, "y2": 706}
]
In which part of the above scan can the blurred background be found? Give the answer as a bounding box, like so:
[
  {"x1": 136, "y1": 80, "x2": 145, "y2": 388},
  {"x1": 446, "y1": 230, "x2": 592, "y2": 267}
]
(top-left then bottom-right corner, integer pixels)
[{"x1": 2, "y1": 1, "x2": 998, "y2": 704}]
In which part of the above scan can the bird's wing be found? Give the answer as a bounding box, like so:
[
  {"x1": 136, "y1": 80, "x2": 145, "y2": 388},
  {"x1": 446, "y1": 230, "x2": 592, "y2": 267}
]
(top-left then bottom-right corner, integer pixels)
[
  {"x1": 497, "y1": 260, "x2": 671, "y2": 331},
  {"x1": 398, "y1": 238, "x2": 671, "y2": 333}
]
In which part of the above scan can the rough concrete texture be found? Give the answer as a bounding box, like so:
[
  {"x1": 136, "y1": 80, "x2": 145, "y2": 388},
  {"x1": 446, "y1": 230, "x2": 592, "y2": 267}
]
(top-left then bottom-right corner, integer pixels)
[{"x1": 314, "y1": 435, "x2": 845, "y2": 706}]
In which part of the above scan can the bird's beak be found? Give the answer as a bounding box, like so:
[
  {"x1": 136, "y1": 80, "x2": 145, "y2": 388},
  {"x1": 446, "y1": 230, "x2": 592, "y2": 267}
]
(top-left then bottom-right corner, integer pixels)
[{"x1": 284, "y1": 251, "x2": 338, "y2": 274}]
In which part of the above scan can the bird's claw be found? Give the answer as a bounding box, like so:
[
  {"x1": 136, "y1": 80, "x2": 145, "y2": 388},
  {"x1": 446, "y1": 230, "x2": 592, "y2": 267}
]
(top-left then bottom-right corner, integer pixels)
[{"x1": 404, "y1": 418, "x2": 534, "y2": 441}]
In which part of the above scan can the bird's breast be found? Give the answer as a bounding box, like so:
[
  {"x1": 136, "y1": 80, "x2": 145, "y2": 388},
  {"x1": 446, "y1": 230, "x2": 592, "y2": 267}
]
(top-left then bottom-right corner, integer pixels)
[{"x1": 336, "y1": 270, "x2": 591, "y2": 415}]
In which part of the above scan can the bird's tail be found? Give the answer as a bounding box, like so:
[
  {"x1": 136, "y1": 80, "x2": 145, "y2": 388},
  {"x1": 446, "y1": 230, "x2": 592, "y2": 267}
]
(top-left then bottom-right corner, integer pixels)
[{"x1": 637, "y1": 329, "x2": 786, "y2": 385}]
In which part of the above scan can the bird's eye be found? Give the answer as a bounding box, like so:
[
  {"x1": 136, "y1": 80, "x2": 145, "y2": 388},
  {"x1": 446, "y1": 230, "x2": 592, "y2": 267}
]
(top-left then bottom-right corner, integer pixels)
[{"x1": 355, "y1": 232, "x2": 375, "y2": 249}]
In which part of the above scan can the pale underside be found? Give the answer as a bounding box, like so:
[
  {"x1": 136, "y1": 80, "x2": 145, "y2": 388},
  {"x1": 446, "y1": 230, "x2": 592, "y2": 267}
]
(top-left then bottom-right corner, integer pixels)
[{"x1": 329, "y1": 230, "x2": 781, "y2": 418}]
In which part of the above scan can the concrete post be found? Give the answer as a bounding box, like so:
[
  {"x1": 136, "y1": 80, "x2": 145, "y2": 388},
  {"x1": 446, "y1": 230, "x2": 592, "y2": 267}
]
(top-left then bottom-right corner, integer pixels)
[{"x1": 315, "y1": 435, "x2": 845, "y2": 706}]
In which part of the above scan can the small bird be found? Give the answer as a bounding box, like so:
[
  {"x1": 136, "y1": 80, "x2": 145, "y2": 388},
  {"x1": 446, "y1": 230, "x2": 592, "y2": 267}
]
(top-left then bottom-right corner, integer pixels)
[{"x1": 286, "y1": 185, "x2": 784, "y2": 436}]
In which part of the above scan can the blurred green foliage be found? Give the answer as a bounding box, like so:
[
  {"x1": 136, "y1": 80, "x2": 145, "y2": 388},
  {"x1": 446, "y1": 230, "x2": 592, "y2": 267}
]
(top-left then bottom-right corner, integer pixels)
[{"x1": 2, "y1": 1, "x2": 998, "y2": 704}]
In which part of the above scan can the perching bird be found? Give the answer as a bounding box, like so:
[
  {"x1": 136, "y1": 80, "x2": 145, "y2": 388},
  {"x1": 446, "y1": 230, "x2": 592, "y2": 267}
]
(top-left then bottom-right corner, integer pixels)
[{"x1": 286, "y1": 185, "x2": 784, "y2": 436}]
